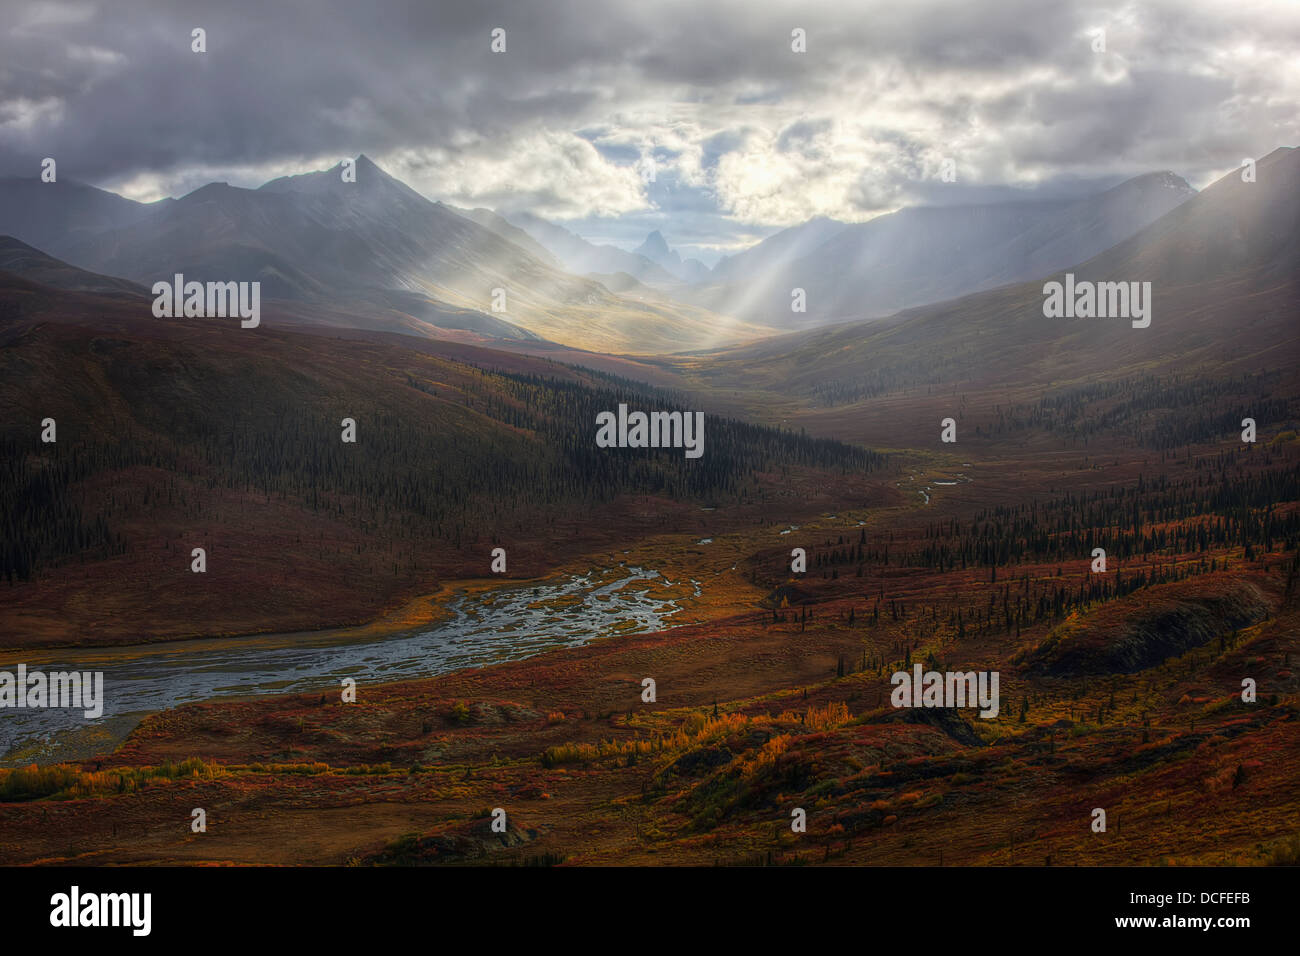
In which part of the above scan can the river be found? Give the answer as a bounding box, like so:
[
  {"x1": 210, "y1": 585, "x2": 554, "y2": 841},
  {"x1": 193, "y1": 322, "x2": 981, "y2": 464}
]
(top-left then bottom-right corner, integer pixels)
[{"x1": 0, "y1": 565, "x2": 697, "y2": 766}]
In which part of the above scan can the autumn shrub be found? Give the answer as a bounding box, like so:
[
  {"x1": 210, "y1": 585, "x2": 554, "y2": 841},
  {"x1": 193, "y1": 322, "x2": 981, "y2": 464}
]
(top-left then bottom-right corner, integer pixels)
[
  {"x1": 0, "y1": 764, "x2": 80, "y2": 802},
  {"x1": 1265, "y1": 832, "x2": 1300, "y2": 866}
]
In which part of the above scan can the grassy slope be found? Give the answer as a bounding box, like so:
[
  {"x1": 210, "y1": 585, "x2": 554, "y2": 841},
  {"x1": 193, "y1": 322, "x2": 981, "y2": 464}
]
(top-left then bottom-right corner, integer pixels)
[{"x1": 0, "y1": 277, "x2": 881, "y2": 647}]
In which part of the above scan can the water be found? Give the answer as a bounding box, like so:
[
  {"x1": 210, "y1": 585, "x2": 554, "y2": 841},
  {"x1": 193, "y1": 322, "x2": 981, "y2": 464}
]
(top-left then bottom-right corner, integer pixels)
[
  {"x1": 898, "y1": 472, "x2": 973, "y2": 505},
  {"x1": 0, "y1": 566, "x2": 696, "y2": 765}
]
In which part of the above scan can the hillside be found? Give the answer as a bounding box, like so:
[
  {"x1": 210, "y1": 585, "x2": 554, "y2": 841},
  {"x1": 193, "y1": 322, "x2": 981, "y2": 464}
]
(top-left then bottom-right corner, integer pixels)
[
  {"x1": 0, "y1": 177, "x2": 173, "y2": 254},
  {"x1": 0, "y1": 236, "x2": 145, "y2": 295},
  {"x1": 681, "y1": 149, "x2": 1299, "y2": 449},
  {"x1": 0, "y1": 271, "x2": 879, "y2": 645}
]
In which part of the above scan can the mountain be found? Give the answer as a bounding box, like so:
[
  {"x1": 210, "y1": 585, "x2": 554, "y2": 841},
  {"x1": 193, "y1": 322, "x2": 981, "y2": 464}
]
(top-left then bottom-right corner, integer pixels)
[
  {"x1": 979, "y1": 171, "x2": 1199, "y2": 288},
  {"x1": 694, "y1": 172, "x2": 1197, "y2": 330},
  {"x1": 633, "y1": 230, "x2": 711, "y2": 283},
  {"x1": 634, "y1": 230, "x2": 677, "y2": 269},
  {"x1": 698, "y1": 149, "x2": 1298, "y2": 425},
  {"x1": 0, "y1": 177, "x2": 172, "y2": 254},
  {"x1": 1072, "y1": 155, "x2": 1297, "y2": 289},
  {"x1": 0, "y1": 233, "x2": 541, "y2": 345},
  {"x1": 3, "y1": 155, "x2": 763, "y2": 355},
  {"x1": 0, "y1": 236, "x2": 145, "y2": 295},
  {"x1": 709, "y1": 215, "x2": 848, "y2": 284},
  {"x1": 446, "y1": 206, "x2": 562, "y2": 268},
  {"x1": 504, "y1": 212, "x2": 677, "y2": 286}
]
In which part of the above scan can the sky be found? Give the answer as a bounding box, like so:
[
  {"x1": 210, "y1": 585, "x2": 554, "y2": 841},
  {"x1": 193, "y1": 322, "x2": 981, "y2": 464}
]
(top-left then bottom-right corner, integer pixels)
[{"x1": 1, "y1": 0, "x2": 1297, "y2": 264}]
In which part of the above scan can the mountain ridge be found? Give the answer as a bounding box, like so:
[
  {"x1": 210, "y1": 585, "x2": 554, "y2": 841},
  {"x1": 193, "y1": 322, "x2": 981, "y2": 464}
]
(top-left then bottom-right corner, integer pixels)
[
  {"x1": 691, "y1": 170, "x2": 1198, "y2": 330},
  {"x1": 0, "y1": 156, "x2": 764, "y2": 355}
]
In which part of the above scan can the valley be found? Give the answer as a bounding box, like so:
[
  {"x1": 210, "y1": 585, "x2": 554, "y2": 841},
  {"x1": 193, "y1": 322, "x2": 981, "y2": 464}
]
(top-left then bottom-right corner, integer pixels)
[
  {"x1": 0, "y1": 145, "x2": 1296, "y2": 870},
  {"x1": 1, "y1": 434, "x2": 1296, "y2": 867}
]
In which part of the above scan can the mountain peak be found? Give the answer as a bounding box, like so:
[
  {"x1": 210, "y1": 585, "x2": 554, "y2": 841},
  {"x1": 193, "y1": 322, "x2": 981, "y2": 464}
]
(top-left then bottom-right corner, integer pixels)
[
  {"x1": 257, "y1": 154, "x2": 406, "y2": 197},
  {"x1": 184, "y1": 181, "x2": 237, "y2": 201},
  {"x1": 630, "y1": 230, "x2": 712, "y2": 283},
  {"x1": 1117, "y1": 170, "x2": 1195, "y2": 196},
  {"x1": 635, "y1": 230, "x2": 675, "y2": 262}
]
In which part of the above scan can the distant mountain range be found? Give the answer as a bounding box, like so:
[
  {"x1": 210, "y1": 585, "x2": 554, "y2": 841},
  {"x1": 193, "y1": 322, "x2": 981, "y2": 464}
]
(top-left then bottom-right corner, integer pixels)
[
  {"x1": 500, "y1": 212, "x2": 677, "y2": 287},
  {"x1": 3, "y1": 152, "x2": 1278, "y2": 361},
  {"x1": 703, "y1": 147, "x2": 1299, "y2": 411},
  {"x1": 0, "y1": 156, "x2": 763, "y2": 355},
  {"x1": 632, "y1": 230, "x2": 711, "y2": 283},
  {"x1": 692, "y1": 171, "x2": 1197, "y2": 329}
]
